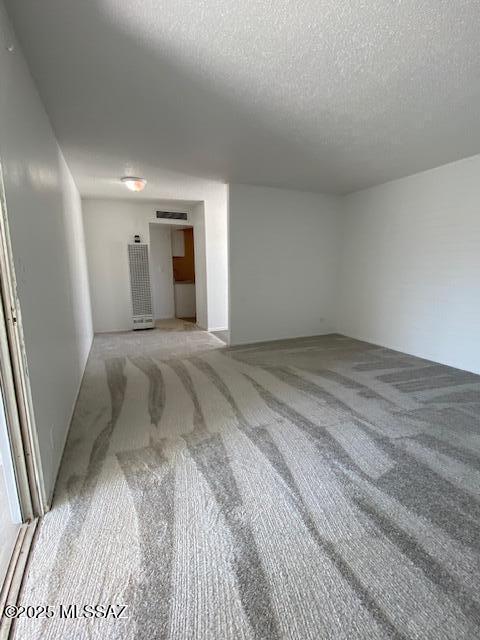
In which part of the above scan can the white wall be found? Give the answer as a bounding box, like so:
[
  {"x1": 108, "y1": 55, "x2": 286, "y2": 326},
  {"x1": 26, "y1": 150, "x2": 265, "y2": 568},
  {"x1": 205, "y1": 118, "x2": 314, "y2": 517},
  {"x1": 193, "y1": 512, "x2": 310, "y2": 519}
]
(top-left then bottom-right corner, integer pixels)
[
  {"x1": 229, "y1": 184, "x2": 339, "y2": 345},
  {"x1": 0, "y1": 2, "x2": 93, "y2": 501},
  {"x1": 149, "y1": 224, "x2": 175, "y2": 320},
  {"x1": 191, "y1": 202, "x2": 208, "y2": 329},
  {"x1": 337, "y1": 154, "x2": 480, "y2": 374},
  {"x1": 203, "y1": 188, "x2": 229, "y2": 331}
]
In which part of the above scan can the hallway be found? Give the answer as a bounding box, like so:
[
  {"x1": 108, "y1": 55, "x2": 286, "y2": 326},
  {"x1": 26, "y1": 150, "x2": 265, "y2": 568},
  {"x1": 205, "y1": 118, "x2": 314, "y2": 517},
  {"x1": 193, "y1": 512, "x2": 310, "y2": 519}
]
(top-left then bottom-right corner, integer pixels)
[{"x1": 13, "y1": 330, "x2": 480, "y2": 639}]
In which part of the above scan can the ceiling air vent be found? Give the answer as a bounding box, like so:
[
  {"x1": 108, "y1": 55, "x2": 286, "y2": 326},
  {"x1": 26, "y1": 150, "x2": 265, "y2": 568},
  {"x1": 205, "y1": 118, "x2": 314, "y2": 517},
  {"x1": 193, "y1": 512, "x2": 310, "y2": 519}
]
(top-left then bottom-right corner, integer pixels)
[{"x1": 156, "y1": 211, "x2": 188, "y2": 221}]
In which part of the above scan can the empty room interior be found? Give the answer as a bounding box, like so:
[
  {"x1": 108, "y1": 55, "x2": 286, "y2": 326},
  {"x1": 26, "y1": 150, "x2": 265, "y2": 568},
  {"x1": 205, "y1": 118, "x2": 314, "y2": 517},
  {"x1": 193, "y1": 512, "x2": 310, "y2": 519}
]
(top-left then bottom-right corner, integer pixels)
[{"x1": 0, "y1": 1, "x2": 480, "y2": 639}]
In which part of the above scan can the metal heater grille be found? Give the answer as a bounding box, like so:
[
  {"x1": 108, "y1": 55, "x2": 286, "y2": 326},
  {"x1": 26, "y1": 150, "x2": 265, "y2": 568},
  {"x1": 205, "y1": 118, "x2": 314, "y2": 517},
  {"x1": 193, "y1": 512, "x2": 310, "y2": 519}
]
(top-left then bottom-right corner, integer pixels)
[{"x1": 128, "y1": 243, "x2": 154, "y2": 329}]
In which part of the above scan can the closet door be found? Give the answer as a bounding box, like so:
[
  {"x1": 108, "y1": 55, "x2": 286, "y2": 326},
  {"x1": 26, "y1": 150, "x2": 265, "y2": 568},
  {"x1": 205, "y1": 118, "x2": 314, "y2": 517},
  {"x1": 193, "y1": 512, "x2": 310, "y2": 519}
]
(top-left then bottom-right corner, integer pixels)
[{"x1": 0, "y1": 387, "x2": 21, "y2": 590}]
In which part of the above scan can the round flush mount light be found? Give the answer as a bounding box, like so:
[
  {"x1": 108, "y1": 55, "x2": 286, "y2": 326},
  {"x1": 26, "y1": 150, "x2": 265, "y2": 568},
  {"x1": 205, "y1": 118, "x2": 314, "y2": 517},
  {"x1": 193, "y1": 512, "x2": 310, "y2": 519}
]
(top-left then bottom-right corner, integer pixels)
[{"x1": 121, "y1": 176, "x2": 147, "y2": 192}]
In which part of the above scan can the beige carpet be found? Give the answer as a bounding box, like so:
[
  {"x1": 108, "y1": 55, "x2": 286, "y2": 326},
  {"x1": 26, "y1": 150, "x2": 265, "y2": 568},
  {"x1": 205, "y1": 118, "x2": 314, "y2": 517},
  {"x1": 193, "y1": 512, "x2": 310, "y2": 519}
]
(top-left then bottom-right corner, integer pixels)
[{"x1": 13, "y1": 330, "x2": 480, "y2": 639}]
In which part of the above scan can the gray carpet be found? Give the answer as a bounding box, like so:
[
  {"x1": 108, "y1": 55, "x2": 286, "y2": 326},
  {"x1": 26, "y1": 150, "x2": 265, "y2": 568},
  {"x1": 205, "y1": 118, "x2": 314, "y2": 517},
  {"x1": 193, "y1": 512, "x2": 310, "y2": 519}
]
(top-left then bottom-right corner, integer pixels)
[{"x1": 14, "y1": 331, "x2": 480, "y2": 639}]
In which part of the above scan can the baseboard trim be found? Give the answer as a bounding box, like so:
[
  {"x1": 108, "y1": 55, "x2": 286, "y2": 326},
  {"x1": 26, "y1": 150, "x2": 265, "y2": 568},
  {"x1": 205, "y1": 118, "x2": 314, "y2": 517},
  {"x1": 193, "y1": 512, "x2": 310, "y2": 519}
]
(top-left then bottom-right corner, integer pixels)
[
  {"x1": 228, "y1": 330, "x2": 334, "y2": 349},
  {"x1": 336, "y1": 330, "x2": 480, "y2": 375},
  {"x1": 46, "y1": 332, "x2": 94, "y2": 510}
]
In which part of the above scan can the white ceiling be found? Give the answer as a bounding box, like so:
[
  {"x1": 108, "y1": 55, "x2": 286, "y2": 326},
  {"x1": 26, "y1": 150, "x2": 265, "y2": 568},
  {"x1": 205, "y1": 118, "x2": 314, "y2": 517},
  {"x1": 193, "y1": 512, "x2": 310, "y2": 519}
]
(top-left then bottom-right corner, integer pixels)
[{"x1": 6, "y1": 0, "x2": 480, "y2": 195}]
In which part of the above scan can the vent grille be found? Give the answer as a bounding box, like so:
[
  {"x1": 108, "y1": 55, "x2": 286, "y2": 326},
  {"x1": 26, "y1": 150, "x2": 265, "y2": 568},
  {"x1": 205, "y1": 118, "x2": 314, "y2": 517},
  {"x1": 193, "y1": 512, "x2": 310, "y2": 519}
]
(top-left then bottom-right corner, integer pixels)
[
  {"x1": 156, "y1": 210, "x2": 188, "y2": 221},
  {"x1": 127, "y1": 244, "x2": 154, "y2": 329}
]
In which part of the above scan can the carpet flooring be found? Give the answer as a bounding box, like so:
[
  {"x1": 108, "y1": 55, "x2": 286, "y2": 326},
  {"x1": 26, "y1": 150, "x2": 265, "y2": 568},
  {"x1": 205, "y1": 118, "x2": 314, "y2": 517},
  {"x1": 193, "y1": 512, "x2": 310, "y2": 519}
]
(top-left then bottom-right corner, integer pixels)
[{"x1": 13, "y1": 330, "x2": 480, "y2": 639}]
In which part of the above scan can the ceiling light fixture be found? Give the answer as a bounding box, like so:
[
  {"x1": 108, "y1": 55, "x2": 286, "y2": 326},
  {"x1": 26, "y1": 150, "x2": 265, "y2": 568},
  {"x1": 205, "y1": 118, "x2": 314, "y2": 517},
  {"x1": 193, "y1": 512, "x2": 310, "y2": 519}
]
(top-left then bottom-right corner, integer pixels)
[{"x1": 121, "y1": 176, "x2": 147, "y2": 192}]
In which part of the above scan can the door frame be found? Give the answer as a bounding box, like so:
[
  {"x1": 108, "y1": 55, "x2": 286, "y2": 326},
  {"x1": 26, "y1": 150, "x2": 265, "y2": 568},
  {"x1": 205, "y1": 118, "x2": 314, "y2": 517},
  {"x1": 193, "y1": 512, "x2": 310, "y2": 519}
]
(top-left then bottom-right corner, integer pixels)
[
  {"x1": 0, "y1": 159, "x2": 45, "y2": 638},
  {"x1": 0, "y1": 160, "x2": 45, "y2": 521}
]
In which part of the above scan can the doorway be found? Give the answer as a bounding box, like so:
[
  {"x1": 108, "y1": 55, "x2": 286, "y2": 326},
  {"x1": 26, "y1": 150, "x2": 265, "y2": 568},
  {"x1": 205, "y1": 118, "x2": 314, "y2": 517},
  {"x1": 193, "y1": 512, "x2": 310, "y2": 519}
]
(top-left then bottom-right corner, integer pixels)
[
  {"x1": 149, "y1": 222, "x2": 199, "y2": 329},
  {"x1": 171, "y1": 227, "x2": 196, "y2": 323}
]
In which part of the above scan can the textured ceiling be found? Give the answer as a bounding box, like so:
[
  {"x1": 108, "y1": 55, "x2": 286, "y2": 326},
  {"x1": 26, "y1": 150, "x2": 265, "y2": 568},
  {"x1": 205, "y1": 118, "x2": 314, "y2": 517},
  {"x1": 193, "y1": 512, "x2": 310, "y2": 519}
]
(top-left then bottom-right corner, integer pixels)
[{"x1": 5, "y1": 0, "x2": 480, "y2": 195}]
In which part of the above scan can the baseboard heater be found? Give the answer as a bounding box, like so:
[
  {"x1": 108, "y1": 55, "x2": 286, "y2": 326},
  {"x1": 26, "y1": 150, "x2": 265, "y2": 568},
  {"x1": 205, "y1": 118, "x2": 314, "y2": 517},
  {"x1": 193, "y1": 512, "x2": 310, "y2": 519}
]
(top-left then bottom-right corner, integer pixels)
[{"x1": 127, "y1": 243, "x2": 154, "y2": 330}]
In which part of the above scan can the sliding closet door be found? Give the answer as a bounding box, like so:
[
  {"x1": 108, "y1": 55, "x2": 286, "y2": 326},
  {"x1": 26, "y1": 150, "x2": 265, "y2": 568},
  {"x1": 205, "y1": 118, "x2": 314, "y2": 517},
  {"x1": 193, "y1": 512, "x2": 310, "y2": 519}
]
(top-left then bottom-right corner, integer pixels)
[{"x1": 0, "y1": 388, "x2": 21, "y2": 589}]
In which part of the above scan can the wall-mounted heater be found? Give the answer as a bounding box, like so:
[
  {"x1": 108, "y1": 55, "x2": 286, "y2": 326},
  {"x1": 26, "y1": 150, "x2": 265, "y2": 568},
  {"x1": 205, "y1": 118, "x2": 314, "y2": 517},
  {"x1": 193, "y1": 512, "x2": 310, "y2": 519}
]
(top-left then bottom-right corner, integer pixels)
[{"x1": 127, "y1": 243, "x2": 154, "y2": 330}]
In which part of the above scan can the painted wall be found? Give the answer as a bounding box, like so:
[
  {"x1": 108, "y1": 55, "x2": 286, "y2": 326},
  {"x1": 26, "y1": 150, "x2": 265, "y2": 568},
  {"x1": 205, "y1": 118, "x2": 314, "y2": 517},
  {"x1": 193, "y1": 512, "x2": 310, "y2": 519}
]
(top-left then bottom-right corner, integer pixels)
[
  {"x1": 229, "y1": 184, "x2": 339, "y2": 345},
  {"x1": 203, "y1": 188, "x2": 229, "y2": 331},
  {"x1": 337, "y1": 154, "x2": 480, "y2": 374},
  {"x1": 191, "y1": 202, "x2": 208, "y2": 329},
  {"x1": 149, "y1": 224, "x2": 175, "y2": 320},
  {"x1": 0, "y1": 2, "x2": 93, "y2": 501}
]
